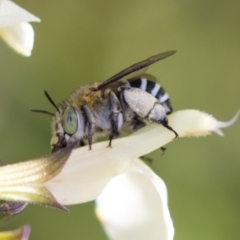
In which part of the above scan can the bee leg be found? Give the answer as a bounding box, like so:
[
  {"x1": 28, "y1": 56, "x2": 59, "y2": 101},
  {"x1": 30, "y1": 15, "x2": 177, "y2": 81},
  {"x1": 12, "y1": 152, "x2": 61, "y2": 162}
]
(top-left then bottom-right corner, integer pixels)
[
  {"x1": 79, "y1": 140, "x2": 86, "y2": 147},
  {"x1": 108, "y1": 91, "x2": 123, "y2": 148},
  {"x1": 125, "y1": 116, "x2": 168, "y2": 155},
  {"x1": 122, "y1": 116, "x2": 146, "y2": 132},
  {"x1": 82, "y1": 105, "x2": 96, "y2": 150},
  {"x1": 148, "y1": 102, "x2": 178, "y2": 138},
  {"x1": 124, "y1": 116, "x2": 168, "y2": 158},
  {"x1": 160, "y1": 146, "x2": 167, "y2": 155},
  {"x1": 123, "y1": 117, "x2": 153, "y2": 161},
  {"x1": 160, "y1": 118, "x2": 178, "y2": 139},
  {"x1": 140, "y1": 156, "x2": 153, "y2": 165}
]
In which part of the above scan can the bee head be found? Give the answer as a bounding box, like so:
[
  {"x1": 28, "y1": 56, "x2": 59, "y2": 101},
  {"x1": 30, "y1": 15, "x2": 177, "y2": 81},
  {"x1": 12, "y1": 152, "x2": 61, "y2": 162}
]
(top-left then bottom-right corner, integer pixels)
[
  {"x1": 32, "y1": 91, "x2": 85, "y2": 152},
  {"x1": 51, "y1": 106, "x2": 85, "y2": 153}
]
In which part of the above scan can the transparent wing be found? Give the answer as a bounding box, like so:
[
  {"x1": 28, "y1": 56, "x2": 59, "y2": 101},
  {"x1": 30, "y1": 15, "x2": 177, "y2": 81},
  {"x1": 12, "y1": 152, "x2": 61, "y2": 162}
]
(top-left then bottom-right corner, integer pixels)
[{"x1": 97, "y1": 50, "x2": 176, "y2": 90}]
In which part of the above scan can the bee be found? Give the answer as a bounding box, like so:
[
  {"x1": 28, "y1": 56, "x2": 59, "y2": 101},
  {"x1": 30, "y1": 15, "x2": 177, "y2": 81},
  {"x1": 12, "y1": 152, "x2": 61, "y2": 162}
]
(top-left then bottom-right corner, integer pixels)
[{"x1": 32, "y1": 51, "x2": 178, "y2": 152}]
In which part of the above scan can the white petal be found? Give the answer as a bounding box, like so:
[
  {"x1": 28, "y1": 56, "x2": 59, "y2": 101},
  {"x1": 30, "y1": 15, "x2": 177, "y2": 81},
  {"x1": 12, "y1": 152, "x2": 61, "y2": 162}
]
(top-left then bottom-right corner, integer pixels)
[
  {"x1": 96, "y1": 159, "x2": 174, "y2": 240},
  {"x1": 45, "y1": 110, "x2": 238, "y2": 205},
  {"x1": 0, "y1": 22, "x2": 34, "y2": 56},
  {"x1": 45, "y1": 141, "x2": 133, "y2": 205},
  {"x1": 129, "y1": 109, "x2": 240, "y2": 156},
  {"x1": 0, "y1": 0, "x2": 40, "y2": 27}
]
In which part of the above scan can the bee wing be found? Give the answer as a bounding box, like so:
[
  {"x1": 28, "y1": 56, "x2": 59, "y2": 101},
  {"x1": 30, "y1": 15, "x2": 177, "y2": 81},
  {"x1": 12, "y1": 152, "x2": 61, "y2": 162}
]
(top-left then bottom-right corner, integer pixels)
[
  {"x1": 97, "y1": 50, "x2": 176, "y2": 90},
  {"x1": 105, "y1": 69, "x2": 152, "y2": 92},
  {"x1": 124, "y1": 67, "x2": 148, "y2": 80},
  {"x1": 128, "y1": 73, "x2": 159, "y2": 82}
]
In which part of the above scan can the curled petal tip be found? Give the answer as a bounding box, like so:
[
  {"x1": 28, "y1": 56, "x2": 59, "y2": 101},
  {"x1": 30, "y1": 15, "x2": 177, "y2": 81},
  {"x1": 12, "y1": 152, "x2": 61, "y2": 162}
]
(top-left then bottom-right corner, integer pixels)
[
  {"x1": 216, "y1": 109, "x2": 240, "y2": 130},
  {"x1": 167, "y1": 110, "x2": 239, "y2": 139}
]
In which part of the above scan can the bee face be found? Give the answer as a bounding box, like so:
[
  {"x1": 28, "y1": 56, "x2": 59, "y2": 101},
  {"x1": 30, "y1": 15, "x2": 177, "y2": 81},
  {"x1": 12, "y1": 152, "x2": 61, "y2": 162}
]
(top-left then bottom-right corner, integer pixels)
[{"x1": 51, "y1": 106, "x2": 85, "y2": 152}]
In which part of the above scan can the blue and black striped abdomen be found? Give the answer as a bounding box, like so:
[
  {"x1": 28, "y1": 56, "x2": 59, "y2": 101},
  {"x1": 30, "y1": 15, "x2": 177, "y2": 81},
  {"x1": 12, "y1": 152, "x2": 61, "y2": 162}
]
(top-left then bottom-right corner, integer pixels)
[{"x1": 128, "y1": 77, "x2": 173, "y2": 114}]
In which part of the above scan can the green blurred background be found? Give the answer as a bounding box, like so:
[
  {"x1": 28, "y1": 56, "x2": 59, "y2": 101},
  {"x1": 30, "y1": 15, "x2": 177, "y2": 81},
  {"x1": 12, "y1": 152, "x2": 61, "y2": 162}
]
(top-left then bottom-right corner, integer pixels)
[{"x1": 0, "y1": 0, "x2": 240, "y2": 239}]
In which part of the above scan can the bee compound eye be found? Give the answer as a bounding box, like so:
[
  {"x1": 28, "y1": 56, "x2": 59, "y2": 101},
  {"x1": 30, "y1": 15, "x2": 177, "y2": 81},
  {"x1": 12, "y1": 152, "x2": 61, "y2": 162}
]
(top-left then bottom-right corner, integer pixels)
[{"x1": 62, "y1": 107, "x2": 78, "y2": 135}]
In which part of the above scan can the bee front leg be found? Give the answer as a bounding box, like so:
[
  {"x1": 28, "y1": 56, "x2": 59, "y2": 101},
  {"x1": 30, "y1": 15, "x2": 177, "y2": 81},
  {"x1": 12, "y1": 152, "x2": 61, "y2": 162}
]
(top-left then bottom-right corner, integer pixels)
[
  {"x1": 108, "y1": 91, "x2": 123, "y2": 148},
  {"x1": 82, "y1": 105, "x2": 96, "y2": 150},
  {"x1": 122, "y1": 116, "x2": 146, "y2": 132}
]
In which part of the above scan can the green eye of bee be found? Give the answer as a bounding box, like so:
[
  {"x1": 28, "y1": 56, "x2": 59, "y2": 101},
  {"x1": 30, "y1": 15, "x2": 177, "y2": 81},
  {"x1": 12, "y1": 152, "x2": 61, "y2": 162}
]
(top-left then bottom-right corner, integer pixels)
[{"x1": 62, "y1": 107, "x2": 78, "y2": 135}]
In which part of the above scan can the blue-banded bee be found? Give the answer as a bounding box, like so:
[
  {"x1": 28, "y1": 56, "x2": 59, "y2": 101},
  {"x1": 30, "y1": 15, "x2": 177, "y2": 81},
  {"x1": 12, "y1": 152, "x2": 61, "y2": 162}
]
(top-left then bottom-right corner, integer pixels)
[{"x1": 32, "y1": 51, "x2": 178, "y2": 152}]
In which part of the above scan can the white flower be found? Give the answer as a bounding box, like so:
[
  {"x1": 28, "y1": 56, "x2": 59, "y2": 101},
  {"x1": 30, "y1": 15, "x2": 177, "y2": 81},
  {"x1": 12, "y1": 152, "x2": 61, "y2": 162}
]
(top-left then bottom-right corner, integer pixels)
[
  {"x1": 0, "y1": 0, "x2": 40, "y2": 56},
  {"x1": 44, "y1": 109, "x2": 239, "y2": 240}
]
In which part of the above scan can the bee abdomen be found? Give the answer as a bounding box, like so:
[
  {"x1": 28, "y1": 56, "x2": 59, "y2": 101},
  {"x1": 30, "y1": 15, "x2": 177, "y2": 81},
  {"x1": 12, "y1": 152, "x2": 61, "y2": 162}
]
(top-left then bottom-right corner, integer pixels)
[{"x1": 128, "y1": 78, "x2": 173, "y2": 114}]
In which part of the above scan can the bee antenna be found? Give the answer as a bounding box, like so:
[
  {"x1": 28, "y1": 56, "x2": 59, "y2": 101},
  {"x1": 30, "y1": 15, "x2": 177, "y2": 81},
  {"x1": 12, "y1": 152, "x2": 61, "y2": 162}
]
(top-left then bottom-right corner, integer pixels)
[
  {"x1": 44, "y1": 90, "x2": 60, "y2": 114},
  {"x1": 30, "y1": 109, "x2": 54, "y2": 116}
]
